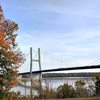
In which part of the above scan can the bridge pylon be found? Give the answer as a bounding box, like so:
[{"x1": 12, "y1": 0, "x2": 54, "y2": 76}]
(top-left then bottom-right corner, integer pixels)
[{"x1": 30, "y1": 47, "x2": 42, "y2": 98}]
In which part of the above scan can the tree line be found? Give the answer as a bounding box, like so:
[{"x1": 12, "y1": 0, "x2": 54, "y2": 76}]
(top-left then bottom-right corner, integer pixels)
[{"x1": 42, "y1": 72, "x2": 99, "y2": 78}]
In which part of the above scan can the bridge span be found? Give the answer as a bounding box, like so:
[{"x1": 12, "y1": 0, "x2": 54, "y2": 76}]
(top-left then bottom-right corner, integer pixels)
[{"x1": 19, "y1": 64, "x2": 100, "y2": 75}]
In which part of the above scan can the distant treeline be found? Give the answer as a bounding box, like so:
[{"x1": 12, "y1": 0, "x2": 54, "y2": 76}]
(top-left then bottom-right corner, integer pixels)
[{"x1": 42, "y1": 72, "x2": 100, "y2": 78}]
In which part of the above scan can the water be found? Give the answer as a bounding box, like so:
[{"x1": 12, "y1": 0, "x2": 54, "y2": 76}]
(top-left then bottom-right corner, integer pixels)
[
  {"x1": 11, "y1": 77, "x2": 94, "y2": 96},
  {"x1": 42, "y1": 77, "x2": 94, "y2": 89}
]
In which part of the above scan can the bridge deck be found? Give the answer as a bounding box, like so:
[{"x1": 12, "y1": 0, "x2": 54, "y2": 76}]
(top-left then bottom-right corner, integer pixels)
[{"x1": 19, "y1": 65, "x2": 100, "y2": 75}]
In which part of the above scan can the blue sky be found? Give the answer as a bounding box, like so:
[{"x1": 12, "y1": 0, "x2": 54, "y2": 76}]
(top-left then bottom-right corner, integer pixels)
[{"x1": 1, "y1": 0, "x2": 100, "y2": 72}]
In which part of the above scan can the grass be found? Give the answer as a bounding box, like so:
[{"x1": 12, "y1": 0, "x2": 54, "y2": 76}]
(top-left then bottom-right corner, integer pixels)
[{"x1": 36, "y1": 97, "x2": 100, "y2": 100}]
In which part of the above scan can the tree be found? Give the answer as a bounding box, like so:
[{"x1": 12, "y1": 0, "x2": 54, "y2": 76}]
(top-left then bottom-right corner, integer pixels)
[
  {"x1": 75, "y1": 80, "x2": 88, "y2": 97},
  {"x1": 95, "y1": 76, "x2": 100, "y2": 96},
  {"x1": 75, "y1": 80, "x2": 85, "y2": 87},
  {"x1": 0, "y1": 5, "x2": 25, "y2": 96},
  {"x1": 57, "y1": 83, "x2": 75, "y2": 98}
]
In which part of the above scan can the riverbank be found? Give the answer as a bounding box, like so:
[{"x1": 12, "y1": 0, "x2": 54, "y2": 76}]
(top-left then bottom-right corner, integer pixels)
[{"x1": 36, "y1": 97, "x2": 100, "y2": 100}]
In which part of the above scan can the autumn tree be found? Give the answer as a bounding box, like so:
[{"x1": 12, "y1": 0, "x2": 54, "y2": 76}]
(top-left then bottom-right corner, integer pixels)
[{"x1": 0, "y1": 5, "x2": 25, "y2": 96}]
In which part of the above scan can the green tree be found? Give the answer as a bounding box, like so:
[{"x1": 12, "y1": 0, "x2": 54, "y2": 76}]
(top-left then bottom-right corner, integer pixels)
[
  {"x1": 75, "y1": 80, "x2": 89, "y2": 97},
  {"x1": 0, "y1": 5, "x2": 25, "y2": 98},
  {"x1": 75, "y1": 80, "x2": 86, "y2": 87},
  {"x1": 57, "y1": 83, "x2": 75, "y2": 98}
]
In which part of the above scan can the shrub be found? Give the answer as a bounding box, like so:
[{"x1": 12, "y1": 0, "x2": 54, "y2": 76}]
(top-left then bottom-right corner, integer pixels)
[{"x1": 57, "y1": 83, "x2": 75, "y2": 98}]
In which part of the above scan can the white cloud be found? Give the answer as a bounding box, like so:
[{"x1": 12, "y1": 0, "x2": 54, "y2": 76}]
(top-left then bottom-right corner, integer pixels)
[
  {"x1": 17, "y1": 28, "x2": 100, "y2": 73},
  {"x1": 5, "y1": 0, "x2": 100, "y2": 72}
]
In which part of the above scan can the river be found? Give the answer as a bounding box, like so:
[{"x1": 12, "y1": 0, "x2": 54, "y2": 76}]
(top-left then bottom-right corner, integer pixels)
[{"x1": 11, "y1": 77, "x2": 94, "y2": 96}]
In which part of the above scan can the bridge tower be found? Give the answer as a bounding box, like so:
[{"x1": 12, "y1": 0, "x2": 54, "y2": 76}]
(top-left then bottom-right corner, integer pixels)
[{"x1": 30, "y1": 47, "x2": 42, "y2": 98}]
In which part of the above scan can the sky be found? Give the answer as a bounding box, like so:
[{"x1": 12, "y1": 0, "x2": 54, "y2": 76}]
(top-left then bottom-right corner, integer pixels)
[{"x1": 1, "y1": 0, "x2": 100, "y2": 73}]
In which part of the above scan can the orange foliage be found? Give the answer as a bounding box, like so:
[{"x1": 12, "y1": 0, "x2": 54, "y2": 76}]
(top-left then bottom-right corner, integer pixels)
[
  {"x1": 8, "y1": 80, "x2": 18, "y2": 88},
  {"x1": 0, "y1": 5, "x2": 25, "y2": 93}
]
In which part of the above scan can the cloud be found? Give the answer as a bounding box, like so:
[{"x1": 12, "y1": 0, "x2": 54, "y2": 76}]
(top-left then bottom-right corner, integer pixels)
[
  {"x1": 3, "y1": 0, "x2": 100, "y2": 72},
  {"x1": 46, "y1": 0, "x2": 100, "y2": 18},
  {"x1": 4, "y1": 0, "x2": 100, "y2": 19},
  {"x1": 17, "y1": 28, "x2": 100, "y2": 72}
]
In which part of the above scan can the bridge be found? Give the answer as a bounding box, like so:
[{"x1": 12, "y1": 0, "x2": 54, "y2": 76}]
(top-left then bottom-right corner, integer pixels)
[
  {"x1": 19, "y1": 64, "x2": 100, "y2": 75},
  {"x1": 17, "y1": 48, "x2": 100, "y2": 96}
]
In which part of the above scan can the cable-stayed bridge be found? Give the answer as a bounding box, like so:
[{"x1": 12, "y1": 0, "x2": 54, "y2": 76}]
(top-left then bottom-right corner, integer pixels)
[
  {"x1": 19, "y1": 64, "x2": 100, "y2": 75},
  {"x1": 19, "y1": 47, "x2": 100, "y2": 87},
  {"x1": 17, "y1": 48, "x2": 100, "y2": 96},
  {"x1": 22, "y1": 47, "x2": 100, "y2": 74}
]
